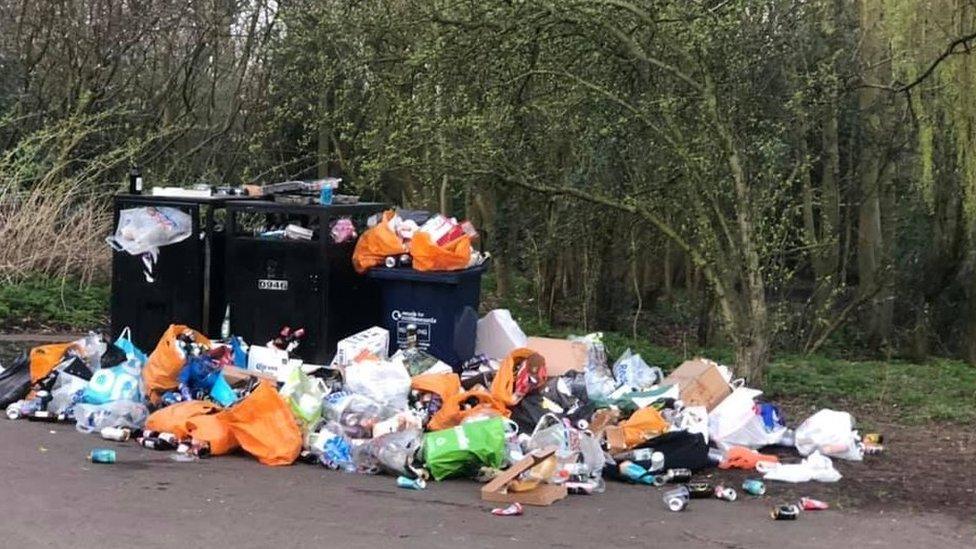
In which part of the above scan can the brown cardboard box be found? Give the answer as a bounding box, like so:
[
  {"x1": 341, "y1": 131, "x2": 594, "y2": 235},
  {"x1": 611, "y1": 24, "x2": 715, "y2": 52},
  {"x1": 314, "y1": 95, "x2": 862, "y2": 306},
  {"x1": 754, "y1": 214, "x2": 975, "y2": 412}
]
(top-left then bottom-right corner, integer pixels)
[
  {"x1": 222, "y1": 365, "x2": 277, "y2": 387},
  {"x1": 525, "y1": 337, "x2": 588, "y2": 376},
  {"x1": 662, "y1": 358, "x2": 731, "y2": 411},
  {"x1": 481, "y1": 449, "x2": 568, "y2": 506}
]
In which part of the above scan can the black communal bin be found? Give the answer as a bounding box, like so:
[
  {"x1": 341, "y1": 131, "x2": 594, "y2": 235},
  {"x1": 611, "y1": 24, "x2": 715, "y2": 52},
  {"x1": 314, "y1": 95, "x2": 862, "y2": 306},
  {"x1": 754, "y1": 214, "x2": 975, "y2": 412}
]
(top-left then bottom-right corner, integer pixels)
[
  {"x1": 367, "y1": 263, "x2": 488, "y2": 368},
  {"x1": 224, "y1": 200, "x2": 386, "y2": 363},
  {"x1": 110, "y1": 195, "x2": 230, "y2": 352}
]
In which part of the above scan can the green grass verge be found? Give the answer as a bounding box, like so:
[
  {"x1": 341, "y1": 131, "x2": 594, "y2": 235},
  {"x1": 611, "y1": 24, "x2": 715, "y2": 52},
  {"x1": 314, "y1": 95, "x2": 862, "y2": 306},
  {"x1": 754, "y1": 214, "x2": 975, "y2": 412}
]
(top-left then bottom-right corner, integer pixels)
[{"x1": 0, "y1": 277, "x2": 109, "y2": 330}]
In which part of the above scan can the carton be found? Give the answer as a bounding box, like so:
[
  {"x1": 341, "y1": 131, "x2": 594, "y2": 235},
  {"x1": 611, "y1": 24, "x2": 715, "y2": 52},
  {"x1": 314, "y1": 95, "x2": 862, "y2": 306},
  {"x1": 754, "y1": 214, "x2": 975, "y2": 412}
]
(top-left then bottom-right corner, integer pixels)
[
  {"x1": 331, "y1": 327, "x2": 390, "y2": 368},
  {"x1": 475, "y1": 309, "x2": 528, "y2": 360},
  {"x1": 662, "y1": 358, "x2": 731, "y2": 411},
  {"x1": 481, "y1": 449, "x2": 568, "y2": 506},
  {"x1": 247, "y1": 345, "x2": 302, "y2": 383},
  {"x1": 524, "y1": 337, "x2": 588, "y2": 376}
]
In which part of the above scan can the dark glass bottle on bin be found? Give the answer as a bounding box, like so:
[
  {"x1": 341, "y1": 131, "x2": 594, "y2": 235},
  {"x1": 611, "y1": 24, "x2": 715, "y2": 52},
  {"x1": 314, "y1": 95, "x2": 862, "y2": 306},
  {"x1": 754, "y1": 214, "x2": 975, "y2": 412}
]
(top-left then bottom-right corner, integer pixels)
[{"x1": 129, "y1": 166, "x2": 143, "y2": 195}]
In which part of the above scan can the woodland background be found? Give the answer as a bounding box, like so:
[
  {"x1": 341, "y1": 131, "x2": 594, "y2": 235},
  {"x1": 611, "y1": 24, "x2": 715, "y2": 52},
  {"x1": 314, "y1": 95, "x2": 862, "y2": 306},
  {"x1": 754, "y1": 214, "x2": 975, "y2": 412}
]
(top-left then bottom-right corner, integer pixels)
[{"x1": 2, "y1": 0, "x2": 976, "y2": 384}]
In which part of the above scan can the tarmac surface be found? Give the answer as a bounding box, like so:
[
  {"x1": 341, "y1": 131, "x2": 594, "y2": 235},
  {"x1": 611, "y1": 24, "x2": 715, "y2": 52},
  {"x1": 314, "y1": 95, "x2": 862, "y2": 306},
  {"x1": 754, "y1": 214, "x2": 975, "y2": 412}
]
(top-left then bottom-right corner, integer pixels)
[{"x1": 0, "y1": 420, "x2": 972, "y2": 549}]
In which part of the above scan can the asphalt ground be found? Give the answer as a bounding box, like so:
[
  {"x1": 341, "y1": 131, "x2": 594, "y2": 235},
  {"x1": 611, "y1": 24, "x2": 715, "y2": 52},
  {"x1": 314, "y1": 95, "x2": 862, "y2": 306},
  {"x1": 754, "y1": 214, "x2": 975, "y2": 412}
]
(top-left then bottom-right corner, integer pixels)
[{"x1": 0, "y1": 419, "x2": 972, "y2": 549}]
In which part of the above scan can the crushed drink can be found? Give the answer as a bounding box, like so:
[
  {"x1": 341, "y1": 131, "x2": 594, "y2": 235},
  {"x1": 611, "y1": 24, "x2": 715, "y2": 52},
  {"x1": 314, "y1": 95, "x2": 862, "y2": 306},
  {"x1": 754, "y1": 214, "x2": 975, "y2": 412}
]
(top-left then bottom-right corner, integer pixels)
[
  {"x1": 714, "y1": 485, "x2": 738, "y2": 502},
  {"x1": 491, "y1": 502, "x2": 523, "y2": 516},
  {"x1": 100, "y1": 427, "x2": 131, "y2": 442},
  {"x1": 863, "y1": 442, "x2": 884, "y2": 455},
  {"x1": 687, "y1": 482, "x2": 713, "y2": 499},
  {"x1": 742, "y1": 478, "x2": 766, "y2": 496},
  {"x1": 863, "y1": 433, "x2": 883, "y2": 444},
  {"x1": 89, "y1": 448, "x2": 117, "y2": 464},
  {"x1": 771, "y1": 504, "x2": 800, "y2": 520},
  {"x1": 27, "y1": 410, "x2": 59, "y2": 423},
  {"x1": 396, "y1": 476, "x2": 427, "y2": 490},
  {"x1": 654, "y1": 468, "x2": 692, "y2": 486},
  {"x1": 799, "y1": 497, "x2": 829, "y2": 511},
  {"x1": 663, "y1": 485, "x2": 690, "y2": 512},
  {"x1": 384, "y1": 256, "x2": 397, "y2": 268}
]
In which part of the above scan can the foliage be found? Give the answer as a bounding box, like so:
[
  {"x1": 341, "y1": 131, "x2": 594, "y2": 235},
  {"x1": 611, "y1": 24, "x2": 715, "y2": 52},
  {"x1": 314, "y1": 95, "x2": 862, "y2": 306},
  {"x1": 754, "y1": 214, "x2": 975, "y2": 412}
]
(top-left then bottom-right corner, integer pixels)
[
  {"x1": 0, "y1": 277, "x2": 109, "y2": 330},
  {"x1": 2, "y1": 0, "x2": 976, "y2": 376}
]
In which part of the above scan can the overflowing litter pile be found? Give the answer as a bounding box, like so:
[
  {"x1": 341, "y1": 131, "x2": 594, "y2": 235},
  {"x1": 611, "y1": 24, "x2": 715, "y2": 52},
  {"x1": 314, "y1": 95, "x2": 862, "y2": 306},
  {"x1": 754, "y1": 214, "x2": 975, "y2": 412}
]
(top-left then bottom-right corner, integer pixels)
[
  {"x1": 0, "y1": 310, "x2": 881, "y2": 519},
  {"x1": 353, "y1": 209, "x2": 488, "y2": 272}
]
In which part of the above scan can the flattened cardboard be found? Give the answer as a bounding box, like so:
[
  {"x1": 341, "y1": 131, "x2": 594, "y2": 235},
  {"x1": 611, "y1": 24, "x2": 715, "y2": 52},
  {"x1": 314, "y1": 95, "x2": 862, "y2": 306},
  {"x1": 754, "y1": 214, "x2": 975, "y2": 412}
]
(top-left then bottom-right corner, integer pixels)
[
  {"x1": 481, "y1": 449, "x2": 568, "y2": 506},
  {"x1": 525, "y1": 337, "x2": 588, "y2": 377},
  {"x1": 588, "y1": 409, "x2": 620, "y2": 439},
  {"x1": 223, "y1": 365, "x2": 277, "y2": 386},
  {"x1": 604, "y1": 426, "x2": 629, "y2": 453},
  {"x1": 663, "y1": 358, "x2": 731, "y2": 411}
]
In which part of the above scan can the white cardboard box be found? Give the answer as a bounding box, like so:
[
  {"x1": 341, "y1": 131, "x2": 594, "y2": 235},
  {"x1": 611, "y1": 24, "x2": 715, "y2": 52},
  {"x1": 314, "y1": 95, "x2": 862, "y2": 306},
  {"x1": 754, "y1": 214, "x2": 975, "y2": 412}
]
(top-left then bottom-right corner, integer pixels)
[
  {"x1": 331, "y1": 326, "x2": 390, "y2": 368},
  {"x1": 247, "y1": 345, "x2": 302, "y2": 383},
  {"x1": 475, "y1": 309, "x2": 528, "y2": 360}
]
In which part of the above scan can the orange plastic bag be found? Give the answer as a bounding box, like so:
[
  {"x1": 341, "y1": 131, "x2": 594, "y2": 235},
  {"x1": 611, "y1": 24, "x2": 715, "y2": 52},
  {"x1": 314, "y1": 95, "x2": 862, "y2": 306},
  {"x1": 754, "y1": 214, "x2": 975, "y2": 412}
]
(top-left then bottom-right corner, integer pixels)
[
  {"x1": 352, "y1": 210, "x2": 407, "y2": 274},
  {"x1": 29, "y1": 343, "x2": 75, "y2": 383},
  {"x1": 490, "y1": 348, "x2": 538, "y2": 407},
  {"x1": 187, "y1": 412, "x2": 239, "y2": 456},
  {"x1": 409, "y1": 231, "x2": 472, "y2": 272},
  {"x1": 145, "y1": 400, "x2": 220, "y2": 439},
  {"x1": 411, "y1": 373, "x2": 462, "y2": 401},
  {"x1": 427, "y1": 390, "x2": 509, "y2": 431},
  {"x1": 143, "y1": 324, "x2": 211, "y2": 400},
  {"x1": 222, "y1": 382, "x2": 301, "y2": 466},
  {"x1": 619, "y1": 407, "x2": 670, "y2": 448}
]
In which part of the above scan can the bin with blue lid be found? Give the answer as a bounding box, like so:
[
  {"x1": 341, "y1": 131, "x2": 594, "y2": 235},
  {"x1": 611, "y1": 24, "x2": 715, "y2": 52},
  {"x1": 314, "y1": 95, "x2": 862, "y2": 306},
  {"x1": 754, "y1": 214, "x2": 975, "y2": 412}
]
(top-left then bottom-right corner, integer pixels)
[{"x1": 366, "y1": 263, "x2": 488, "y2": 368}]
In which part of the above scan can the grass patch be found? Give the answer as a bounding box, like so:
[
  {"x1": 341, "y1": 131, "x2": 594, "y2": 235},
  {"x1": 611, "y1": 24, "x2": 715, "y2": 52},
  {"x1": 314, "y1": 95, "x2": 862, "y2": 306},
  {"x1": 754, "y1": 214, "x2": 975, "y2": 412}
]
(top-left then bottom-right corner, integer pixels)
[
  {"x1": 766, "y1": 355, "x2": 976, "y2": 424},
  {"x1": 0, "y1": 276, "x2": 109, "y2": 331}
]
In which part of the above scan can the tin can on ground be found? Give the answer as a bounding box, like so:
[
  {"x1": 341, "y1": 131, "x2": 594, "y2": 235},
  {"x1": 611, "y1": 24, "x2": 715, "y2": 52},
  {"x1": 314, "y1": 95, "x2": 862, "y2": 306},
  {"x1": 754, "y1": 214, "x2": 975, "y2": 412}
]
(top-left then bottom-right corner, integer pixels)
[
  {"x1": 799, "y1": 497, "x2": 829, "y2": 511},
  {"x1": 89, "y1": 448, "x2": 117, "y2": 464},
  {"x1": 663, "y1": 485, "x2": 690, "y2": 512},
  {"x1": 771, "y1": 504, "x2": 800, "y2": 520},
  {"x1": 491, "y1": 502, "x2": 523, "y2": 516},
  {"x1": 743, "y1": 478, "x2": 766, "y2": 496},
  {"x1": 100, "y1": 427, "x2": 131, "y2": 442},
  {"x1": 714, "y1": 485, "x2": 738, "y2": 502},
  {"x1": 863, "y1": 433, "x2": 884, "y2": 444},
  {"x1": 687, "y1": 482, "x2": 713, "y2": 499},
  {"x1": 666, "y1": 468, "x2": 693, "y2": 483},
  {"x1": 396, "y1": 476, "x2": 427, "y2": 490}
]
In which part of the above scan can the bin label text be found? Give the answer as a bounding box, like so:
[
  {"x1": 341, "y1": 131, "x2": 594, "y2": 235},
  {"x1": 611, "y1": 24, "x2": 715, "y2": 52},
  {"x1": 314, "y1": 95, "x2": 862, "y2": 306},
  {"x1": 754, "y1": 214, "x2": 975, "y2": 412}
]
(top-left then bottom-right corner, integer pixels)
[{"x1": 258, "y1": 278, "x2": 289, "y2": 291}]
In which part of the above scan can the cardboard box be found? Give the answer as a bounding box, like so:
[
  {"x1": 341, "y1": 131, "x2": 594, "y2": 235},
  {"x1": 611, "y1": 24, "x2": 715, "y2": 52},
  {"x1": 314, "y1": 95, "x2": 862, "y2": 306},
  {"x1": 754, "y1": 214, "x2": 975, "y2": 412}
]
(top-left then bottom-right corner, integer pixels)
[
  {"x1": 475, "y1": 309, "x2": 528, "y2": 360},
  {"x1": 331, "y1": 327, "x2": 389, "y2": 368},
  {"x1": 222, "y1": 364, "x2": 277, "y2": 386},
  {"x1": 662, "y1": 358, "x2": 731, "y2": 411},
  {"x1": 247, "y1": 345, "x2": 302, "y2": 383},
  {"x1": 525, "y1": 337, "x2": 588, "y2": 376},
  {"x1": 481, "y1": 449, "x2": 568, "y2": 506}
]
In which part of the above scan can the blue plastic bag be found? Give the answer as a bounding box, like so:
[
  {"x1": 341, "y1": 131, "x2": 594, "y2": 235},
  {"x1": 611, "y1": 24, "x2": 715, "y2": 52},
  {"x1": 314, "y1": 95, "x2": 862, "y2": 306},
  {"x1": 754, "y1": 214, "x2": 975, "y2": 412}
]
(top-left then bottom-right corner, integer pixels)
[
  {"x1": 82, "y1": 360, "x2": 143, "y2": 405},
  {"x1": 114, "y1": 327, "x2": 148, "y2": 366}
]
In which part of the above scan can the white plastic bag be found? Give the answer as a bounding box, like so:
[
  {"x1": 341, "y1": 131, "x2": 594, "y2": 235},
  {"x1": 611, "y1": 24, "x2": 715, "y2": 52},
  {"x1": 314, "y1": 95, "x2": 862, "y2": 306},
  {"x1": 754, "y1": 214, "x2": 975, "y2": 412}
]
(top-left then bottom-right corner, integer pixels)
[
  {"x1": 612, "y1": 349, "x2": 663, "y2": 390},
  {"x1": 570, "y1": 333, "x2": 617, "y2": 400},
  {"x1": 107, "y1": 207, "x2": 193, "y2": 256},
  {"x1": 74, "y1": 400, "x2": 148, "y2": 433},
  {"x1": 757, "y1": 451, "x2": 842, "y2": 483},
  {"x1": 674, "y1": 405, "x2": 710, "y2": 444},
  {"x1": 48, "y1": 372, "x2": 89, "y2": 415},
  {"x1": 343, "y1": 359, "x2": 411, "y2": 411},
  {"x1": 708, "y1": 386, "x2": 762, "y2": 444},
  {"x1": 716, "y1": 414, "x2": 792, "y2": 451},
  {"x1": 794, "y1": 409, "x2": 863, "y2": 461}
]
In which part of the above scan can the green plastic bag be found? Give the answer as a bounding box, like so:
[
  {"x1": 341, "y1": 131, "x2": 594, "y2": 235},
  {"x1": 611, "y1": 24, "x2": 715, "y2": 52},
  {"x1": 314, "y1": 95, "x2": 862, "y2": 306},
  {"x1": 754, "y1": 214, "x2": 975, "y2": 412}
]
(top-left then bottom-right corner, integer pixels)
[
  {"x1": 280, "y1": 368, "x2": 326, "y2": 428},
  {"x1": 423, "y1": 416, "x2": 507, "y2": 480}
]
